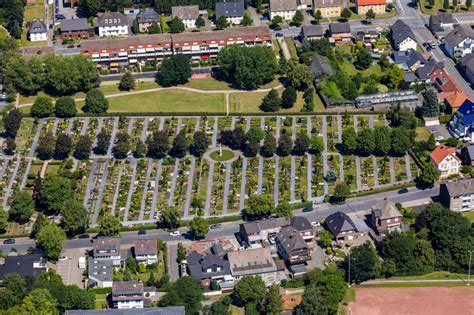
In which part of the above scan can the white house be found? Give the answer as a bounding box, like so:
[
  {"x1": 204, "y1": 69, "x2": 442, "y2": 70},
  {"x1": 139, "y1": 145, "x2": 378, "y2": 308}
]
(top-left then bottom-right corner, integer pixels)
[
  {"x1": 134, "y1": 239, "x2": 158, "y2": 265},
  {"x1": 112, "y1": 281, "x2": 144, "y2": 309},
  {"x1": 430, "y1": 144, "x2": 461, "y2": 178},
  {"x1": 97, "y1": 12, "x2": 129, "y2": 37},
  {"x1": 93, "y1": 237, "x2": 122, "y2": 266},
  {"x1": 444, "y1": 25, "x2": 474, "y2": 59},
  {"x1": 215, "y1": 1, "x2": 245, "y2": 25},
  {"x1": 269, "y1": 0, "x2": 298, "y2": 20},
  {"x1": 171, "y1": 5, "x2": 199, "y2": 29},
  {"x1": 390, "y1": 20, "x2": 417, "y2": 51},
  {"x1": 28, "y1": 20, "x2": 47, "y2": 42}
]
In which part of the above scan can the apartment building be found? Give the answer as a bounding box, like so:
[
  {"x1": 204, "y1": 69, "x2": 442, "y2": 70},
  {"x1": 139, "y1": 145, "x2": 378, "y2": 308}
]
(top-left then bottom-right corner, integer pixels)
[
  {"x1": 444, "y1": 24, "x2": 474, "y2": 59},
  {"x1": 134, "y1": 239, "x2": 158, "y2": 265},
  {"x1": 92, "y1": 237, "x2": 121, "y2": 266},
  {"x1": 390, "y1": 20, "x2": 417, "y2": 51},
  {"x1": 216, "y1": 1, "x2": 245, "y2": 25},
  {"x1": 80, "y1": 26, "x2": 272, "y2": 70},
  {"x1": 171, "y1": 5, "x2": 200, "y2": 29},
  {"x1": 228, "y1": 248, "x2": 281, "y2": 286},
  {"x1": 112, "y1": 281, "x2": 144, "y2": 309},
  {"x1": 314, "y1": 0, "x2": 347, "y2": 18},
  {"x1": 355, "y1": 0, "x2": 386, "y2": 15},
  {"x1": 439, "y1": 178, "x2": 474, "y2": 212},
  {"x1": 97, "y1": 12, "x2": 129, "y2": 37},
  {"x1": 269, "y1": 0, "x2": 298, "y2": 20}
]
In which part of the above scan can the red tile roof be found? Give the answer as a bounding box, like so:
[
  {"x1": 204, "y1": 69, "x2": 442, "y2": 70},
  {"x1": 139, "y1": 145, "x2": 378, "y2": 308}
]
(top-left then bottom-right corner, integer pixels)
[
  {"x1": 430, "y1": 144, "x2": 459, "y2": 165},
  {"x1": 445, "y1": 92, "x2": 469, "y2": 109},
  {"x1": 357, "y1": 0, "x2": 386, "y2": 5}
]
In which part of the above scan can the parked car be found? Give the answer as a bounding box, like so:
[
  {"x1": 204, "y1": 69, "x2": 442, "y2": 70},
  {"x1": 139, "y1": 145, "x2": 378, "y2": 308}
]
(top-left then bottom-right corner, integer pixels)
[
  {"x1": 303, "y1": 206, "x2": 313, "y2": 213},
  {"x1": 275, "y1": 33, "x2": 283, "y2": 38},
  {"x1": 138, "y1": 229, "x2": 147, "y2": 235},
  {"x1": 78, "y1": 234, "x2": 90, "y2": 239},
  {"x1": 169, "y1": 231, "x2": 180, "y2": 237},
  {"x1": 210, "y1": 224, "x2": 222, "y2": 230},
  {"x1": 3, "y1": 238, "x2": 15, "y2": 245},
  {"x1": 398, "y1": 188, "x2": 409, "y2": 194},
  {"x1": 58, "y1": 256, "x2": 69, "y2": 261},
  {"x1": 311, "y1": 221, "x2": 320, "y2": 227}
]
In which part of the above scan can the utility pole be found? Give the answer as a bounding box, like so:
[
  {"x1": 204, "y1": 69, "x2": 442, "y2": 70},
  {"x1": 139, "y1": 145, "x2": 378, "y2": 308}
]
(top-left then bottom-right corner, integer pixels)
[
  {"x1": 348, "y1": 252, "x2": 351, "y2": 287},
  {"x1": 468, "y1": 250, "x2": 472, "y2": 286}
]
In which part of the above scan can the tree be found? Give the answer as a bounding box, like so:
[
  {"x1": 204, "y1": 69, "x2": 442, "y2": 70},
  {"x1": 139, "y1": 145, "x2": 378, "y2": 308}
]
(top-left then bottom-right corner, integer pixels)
[
  {"x1": 4, "y1": 137, "x2": 16, "y2": 155},
  {"x1": 0, "y1": 273, "x2": 29, "y2": 309},
  {"x1": 366, "y1": 8, "x2": 376, "y2": 22},
  {"x1": 318, "y1": 230, "x2": 333, "y2": 247},
  {"x1": 119, "y1": 72, "x2": 135, "y2": 91},
  {"x1": 285, "y1": 57, "x2": 312, "y2": 89},
  {"x1": 333, "y1": 182, "x2": 350, "y2": 202},
  {"x1": 421, "y1": 89, "x2": 439, "y2": 117},
  {"x1": 218, "y1": 45, "x2": 277, "y2": 90},
  {"x1": 241, "y1": 12, "x2": 253, "y2": 26},
  {"x1": 94, "y1": 129, "x2": 111, "y2": 155},
  {"x1": 171, "y1": 130, "x2": 189, "y2": 158},
  {"x1": 31, "y1": 214, "x2": 47, "y2": 239},
  {"x1": 347, "y1": 243, "x2": 380, "y2": 284},
  {"x1": 293, "y1": 133, "x2": 310, "y2": 156},
  {"x1": 246, "y1": 126, "x2": 265, "y2": 144},
  {"x1": 374, "y1": 126, "x2": 391, "y2": 156},
  {"x1": 305, "y1": 267, "x2": 346, "y2": 313},
  {"x1": 277, "y1": 132, "x2": 293, "y2": 156},
  {"x1": 61, "y1": 199, "x2": 87, "y2": 236},
  {"x1": 3, "y1": 108, "x2": 22, "y2": 137},
  {"x1": 292, "y1": 10, "x2": 304, "y2": 26},
  {"x1": 36, "y1": 131, "x2": 56, "y2": 160},
  {"x1": 159, "y1": 276, "x2": 204, "y2": 315},
  {"x1": 31, "y1": 96, "x2": 54, "y2": 118},
  {"x1": 206, "y1": 300, "x2": 230, "y2": 315},
  {"x1": 0, "y1": 210, "x2": 8, "y2": 233},
  {"x1": 262, "y1": 285, "x2": 283, "y2": 315},
  {"x1": 467, "y1": 0, "x2": 472, "y2": 9},
  {"x1": 191, "y1": 131, "x2": 209, "y2": 157},
  {"x1": 355, "y1": 47, "x2": 372, "y2": 70},
  {"x1": 215, "y1": 15, "x2": 229, "y2": 29},
  {"x1": 296, "y1": 285, "x2": 328, "y2": 315},
  {"x1": 245, "y1": 195, "x2": 273, "y2": 218},
  {"x1": 156, "y1": 54, "x2": 192, "y2": 87},
  {"x1": 113, "y1": 132, "x2": 131, "y2": 159},
  {"x1": 169, "y1": 17, "x2": 185, "y2": 33},
  {"x1": 378, "y1": 54, "x2": 390, "y2": 70},
  {"x1": 417, "y1": 162, "x2": 438, "y2": 187},
  {"x1": 443, "y1": 0, "x2": 449, "y2": 9},
  {"x1": 244, "y1": 140, "x2": 260, "y2": 157},
  {"x1": 281, "y1": 86, "x2": 297, "y2": 108},
  {"x1": 55, "y1": 96, "x2": 77, "y2": 118},
  {"x1": 79, "y1": 0, "x2": 100, "y2": 17},
  {"x1": 342, "y1": 127, "x2": 357, "y2": 154},
  {"x1": 22, "y1": 288, "x2": 57, "y2": 314},
  {"x1": 314, "y1": 10, "x2": 322, "y2": 24},
  {"x1": 147, "y1": 22, "x2": 161, "y2": 34},
  {"x1": 9, "y1": 191, "x2": 34, "y2": 224},
  {"x1": 341, "y1": 8, "x2": 352, "y2": 20},
  {"x1": 98, "y1": 213, "x2": 121, "y2": 236},
  {"x1": 189, "y1": 217, "x2": 209, "y2": 240},
  {"x1": 148, "y1": 130, "x2": 170, "y2": 159},
  {"x1": 271, "y1": 16, "x2": 283, "y2": 28},
  {"x1": 260, "y1": 89, "x2": 281, "y2": 112},
  {"x1": 311, "y1": 136, "x2": 324, "y2": 155},
  {"x1": 52, "y1": 133, "x2": 72, "y2": 160},
  {"x1": 37, "y1": 175, "x2": 74, "y2": 215},
  {"x1": 83, "y1": 88, "x2": 108, "y2": 114},
  {"x1": 274, "y1": 202, "x2": 293, "y2": 219},
  {"x1": 134, "y1": 140, "x2": 147, "y2": 158},
  {"x1": 385, "y1": 65, "x2": 404, "y2": 90},
  {"x1": 234, "y1": 276, "x2": 266, "y2": 304},
  {"x1": 261, "y1": 132, "x2": 277, "y2": 157},
  {"x1": 387, "y1": 104, "x2": 417, "y2": 129},
  {"x1": 160, "y1": 205, "x2": 180, "y2": 230},
  {"x1": 356, "y1": 128, "x2": 376, "y2": 156},
  {"x1": 427, "y1": 133, "x2": 436, "y2": 151},
  {"x1": 390, "y1": 128, "x2": 412, "y2": 156},
  {"x1": 74, "y1": 135, "x2": 92, "y2": 160},
  {"x1": 37, "y1": 224, "x2": 66, "y2": 260},
  {"x1": 195, "y1": 16, "x2": 205, "y2": 28}
]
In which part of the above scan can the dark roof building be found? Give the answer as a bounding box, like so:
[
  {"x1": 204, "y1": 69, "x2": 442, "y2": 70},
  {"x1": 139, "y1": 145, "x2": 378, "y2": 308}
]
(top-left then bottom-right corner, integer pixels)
[
  {"x1": 216, "y1": 1, "x2": 245, "y2": 18},
  {"x1": 97, "y1": 12, "x2": 128, "y2": 27},
  {"x1": 112, "y1": 281, "x2": 144, "y2": 309},
  {"x1": 276, "y1": 226, "x2": 311, "y2": 265},
  {"x1": 390, "y1": 49, "x2": 426, "y2": 70},
  {"x1": 325, "y1": 211, "x2": 365, "y2": 242},
  {"x1": 415, "y1": 58, "x2": 443, "y2": 81},
  {"x1": 186, "y1": 252, "x2": 231, "y2": 280},
  {"x1": 0, "y1": 253, "x2": 47, "y2": 280},
  {"x1": 444, "y1": 25, "x2": 474, "y2": 50},
  {"x1": 136, "y1": 8, "x2": 160, "y2": 24},
  {"x1": 429, "y1": 13, "x2": 454, "y2": 33},
  {"x1": 460, "y1": 53, "x2": 474, "y2": 85},
  {"x1": 66, "y1": 307, "x2": 185, "y2": 315},
  {"x1": 88, "y1": 258, "x2": 113, "y2": 288},
  {"x1": 390, "y1": 20, "x2": 416, "y2": 50},
  {"x1": 290, "y1": 216, "x2": 314, "y2": 241},
  {"x1": 301, "y1": 25, "x2": 324, "y2": 40},
  {"x1": 60, "y1": 18, "x2": 89, "y2": 32},
  {"x1": 329, "y1": 22, "x2": 351, "y2": 34},
  {"x1": 28, "y1": 19, "x2": 47, "y2": 34}
]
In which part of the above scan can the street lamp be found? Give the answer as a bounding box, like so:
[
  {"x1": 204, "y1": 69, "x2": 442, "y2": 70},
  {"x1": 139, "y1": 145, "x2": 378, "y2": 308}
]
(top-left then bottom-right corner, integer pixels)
[
  {"x1": 468, "y1": 250, "x2": 472, "y2": 286},
  {"x1": 347, "y1": 252, "x2": 351, "y2": 287}
]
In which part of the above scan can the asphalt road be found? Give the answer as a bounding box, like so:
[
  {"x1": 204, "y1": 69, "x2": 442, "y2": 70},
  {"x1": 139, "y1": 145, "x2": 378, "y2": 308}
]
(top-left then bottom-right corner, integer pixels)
[{"x1": 0, "y1": 185, "x2": 438, "y2": 253}]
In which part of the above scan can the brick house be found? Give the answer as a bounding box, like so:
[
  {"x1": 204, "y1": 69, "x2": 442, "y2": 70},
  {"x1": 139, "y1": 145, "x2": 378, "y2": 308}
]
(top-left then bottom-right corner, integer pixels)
[{"x1": 370, "y1": 199, "x2": 403, "y2": 235}]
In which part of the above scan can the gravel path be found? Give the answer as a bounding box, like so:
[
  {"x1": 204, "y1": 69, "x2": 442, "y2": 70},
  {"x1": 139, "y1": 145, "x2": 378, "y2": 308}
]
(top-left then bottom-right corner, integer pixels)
[
  {"x1": 274, "y1": 117, "x2": 281, "y2": 205},
  {"x1": 91, "y1": 160, "x2": 109, "y2": 225},
  {"x1": 307, "y1": 116, "x2": 312, "y2": 201},
  {"x1": 107, "y1": 117, "x2": 119, "y2": 157},
  {"x1": 138, "y1": 159, "x2": 154, "y2": 221},
  {"x1": 20, "y1": 119, "x2": 45, "y2": 190},
  {"x1": 405, "y1": 154, "x2": 413, "y2": 181},
  {"x1": 149, "y1": 160, "x2": 163, "y2": 221},
  {"x1": 373, "y1": 156, "x2": 379, "y2": 187},
  {"x1": 354, "y1": 116, "x2": 362, "y2": 190},
  {"x1": 123, "y1": 158, "x2": 138, "y2": 222},
  {"x1": 72, "y1": 117, "x2": 89, "y2": 171},
  {"x1": 322, "y1": 116, "x2": 328, "y2": 196},
  {"x1": 211, "y1": 118, "x2": 218, "y2": 148},
  {"x1": 222, "y1": 162, "x2": 232, "y2": 215},
  {"x1": 204, "y1": 162, "x2": 215, "y2": 217},
  {"x1": 2, "y1": 158, "x2": 21, "y2": 209},
  {"x1": 91, "y1": 118, "x2": 104, "y2": 156},
  {"x1": 183, "y1": 119, "x2": 201, "y2": 218},
  {"x1": 257, "y1": 117, "x2": 265, "y2": 195},
  {"x1": 66, "y1": 118, "x2": 74, "y2": 134},
  {"x1": 167, "y1": 118, "x2": 182, "y2": 206},
  {"x1": 82, "y1": 159, "x2": 98, "y2": 209},
  {"x1": 290, "y1": 117, "x2": 296, "y2": 202},
  {"x1": 390, "y1": 157, "x2": 396, "y2": 184},
  {"x1": 111, "y1": 166, "x2": 123, "y2": 216}
]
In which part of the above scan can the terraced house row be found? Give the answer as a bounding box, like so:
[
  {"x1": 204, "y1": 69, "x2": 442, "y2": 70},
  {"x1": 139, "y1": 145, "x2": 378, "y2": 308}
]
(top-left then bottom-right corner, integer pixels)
[{"x1": 80, "y1": 26, "x2": 272, "y2": 69}]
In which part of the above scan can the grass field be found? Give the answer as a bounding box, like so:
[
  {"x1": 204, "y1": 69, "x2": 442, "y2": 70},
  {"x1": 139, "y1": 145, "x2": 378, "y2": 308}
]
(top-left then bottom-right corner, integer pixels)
[
  {"x1": 229, "y1": 89, "x2": 305, "y2": 113},
  {"x1": 463, "y1": 211, "x2": 474, "y2": 223},
  {"x1": 420, "y1": 0, "x2": 474, "y2": 14},
  {"x1": 415, "y1": 126, "x2": 431, "y2": 142},
  {"x1": 184, "y1": 78, "x2": 234, "y2": 90},
  {"x1": 0, "y1": 27, "x2": 8, "y2": 40},
  {"x1": 391, "y1": 272, "x2": 469, "y2": 281},
  {"x1": 210, "y1": 149, "x2": 235, "y2": 161}
]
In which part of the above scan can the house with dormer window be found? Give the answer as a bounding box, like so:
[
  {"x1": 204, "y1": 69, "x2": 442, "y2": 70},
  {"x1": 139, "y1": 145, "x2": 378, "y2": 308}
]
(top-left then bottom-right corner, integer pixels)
[
  {"x1": 430, "y1": 144, "x2": 461, "y2": 178},
  {"x1": 97, "y1": 12, "x2": 129, "y2": 37}
]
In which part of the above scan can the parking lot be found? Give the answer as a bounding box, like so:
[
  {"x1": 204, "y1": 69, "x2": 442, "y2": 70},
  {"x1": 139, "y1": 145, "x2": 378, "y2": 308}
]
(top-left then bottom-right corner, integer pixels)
[
  {"x1": 52, "y1": 247, "x2": 88, "y2": 287},
  {"x1": 427, "y1": 124, "x2": 451, "y2": 141}
]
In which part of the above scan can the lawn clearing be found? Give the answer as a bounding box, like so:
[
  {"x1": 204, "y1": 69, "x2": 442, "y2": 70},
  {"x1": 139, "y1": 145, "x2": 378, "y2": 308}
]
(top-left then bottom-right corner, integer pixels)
[
  {"x1": 348, "y1": 287, "x2": 474, "y2": 315},
  {"x1": 462, "y1": 211, "x2": 474, "y2": 223},
  {"x1": 210, "y1": 149, "x2": 235, "y2": 162},
  {"x1": 391, "y1": 272, "x2": 469, "y2": 281},
  {"x1": 184, "y1": 78, "x2": 233, "y2": 90},
  {"x1": 416, "y1": 126, "x2": 431, "y2": 142},
  {"x1": 228, "y1": 89, "x2": 304, "y2": 113}
]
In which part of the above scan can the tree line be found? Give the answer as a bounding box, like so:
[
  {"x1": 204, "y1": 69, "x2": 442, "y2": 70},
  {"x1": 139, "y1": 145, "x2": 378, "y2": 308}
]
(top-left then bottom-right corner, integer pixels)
[{"x1": 0, "y1": 0, "x2": 24, "y2": 39}]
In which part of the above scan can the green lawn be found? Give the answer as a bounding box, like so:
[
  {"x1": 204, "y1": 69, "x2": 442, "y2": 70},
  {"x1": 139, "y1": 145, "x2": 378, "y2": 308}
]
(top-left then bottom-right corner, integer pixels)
[
  {"x1": 416, "y1": 126, "x2": 431, "y2": 142},
  {"x1": 210, "y1": 149, "x2": 235, "y2": 161},
  {"x1": 462, "y1": 211, "x2": 474, "y2": 223},
  {"x1": 160, "y1": 15, "x2": 171, "y2": 33},
  {"x1": 95, "y1": 293, "x2": 108, "y2": 310},
  {"x1": 184, "y1": 78, "x2": 233, "y2": 90},
  {"x1": 0, "y1": 27, "x2": 8, "y2": 40},
  {"x1": 420, "y1": 0, "x2": 474, "y2": 14},
  {"x1": 361, "y1": 282, "x2": 472, "y2": 288},
  {"x1": 284, "y1": 37, "x2": 297, "y2": 58},
  {"x1": 392, "y1": 272, "x2": 469, "y2": 281},
  {"x1": 228, "y1": 88, "x2": 305, "y2": 113}
]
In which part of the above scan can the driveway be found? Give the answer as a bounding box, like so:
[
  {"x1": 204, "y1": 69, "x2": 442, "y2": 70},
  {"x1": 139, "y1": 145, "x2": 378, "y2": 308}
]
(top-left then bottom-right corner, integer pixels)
[{"x1": 307, "y1": 241, "x2": 329, "y2": 270}]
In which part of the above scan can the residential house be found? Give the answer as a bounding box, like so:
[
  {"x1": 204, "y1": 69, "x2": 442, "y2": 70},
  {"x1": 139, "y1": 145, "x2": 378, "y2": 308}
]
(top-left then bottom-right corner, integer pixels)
[
  {"x1": 112, "y1": 281, "x2": 144, "y2": 309},
  {"x1": 428, "y1": 13, "x2": 454, "y2": 37},
  {"x1": 228, "y1": 248, "x2": 281, "y2": 285},
  {"x1": 298, "y1": 0, "x2": 313, "y2": 9},
  {"x1": 239, "y1": 217, "x2": 289, "y2": 245},
  {"x1": 430, "y1": 68, "x2": 468, "y2": 110},
  {"x1": 0, "y1": 253, "x2": 47, "y2": 281},
  {"x1": 290, "y1": 216, "x2": 314, "y2": 242},
  {"x1": 460, "y1": 144, "x2": 474, "y2": 165},
  {"x1": 370, "y1": 199, "x2": 403, "y2": 235},
  {"x1": 28, "y1": 20, "x2": 47, "y2": 42},
  {"x1": 301, "y1": 25, "x2": 324, "y2": 40},
  {"x1": 329, "y1": 22, "x2": 352, "y2": 43},
  {"x1": 216, "y1": 1, "x2": 245, "y2": 25},
  {"x1": 171, "y1": 5, "x2": 199, "y2": 29},
  {"x1": 93, "y1": 237, "x2": 121, "y2": 266},
  {"x1": 97, "y1": 12, "x2": 129, "y2": 37},
  {"x1": 57, "y1": 18, "x2": 91, "y2": 40},
  {"x1": 66, "y1": 307, "x2": 185, "y2": 315},
  {"x1": 390, "y1": 49, "x2": 426, "y2": 71},
  {"x1": 186, "y1": 251, "x2": 233, "y2": 289},
  {"x1": 276, "y1": 226, "x2": 311, "y2": 265},
  {"x1": 134, "y1": 239, "x2": 158, "y2": 265},
  {"x1": 439, "y1": 178, "x2": 474, "y2": 212},
  {"x1": 415, "y1": 58, "x2": 443, "y2": 83},
  {"x1": 390, "y1": 20, "x2": 417, "y2": 51},
  {"x1": 444, "y1": 25, "x2": 474, "y2": 58},
  {"x1": 88, "y1": 258, "x2": 113, "y2": 288},
  {"x1": 80, "y1": 26, "x2": 272, "y2": 70},
  {"x1": 325, "y1": 211, "x2": 361, "y2": 242},
  {"x1": 449, "y1": 99, "x2": 474, "y2": 140},
  {"x1": 430, "y1": 144, "x2": 461, "y2": 178},
  {"x1": 136, "y1": 8, "x2": 160, "y2": 33},
  {"x1": 460, "y1": 53, "x2": 474, "y2": 85},
  {"x1": 314, "y1": 0, "x2": 347, "y2": 18},
  {"x1": 269, "y1": 0, "x2": 298, "y2": 20},
  {"x1": 355, "y1": 0, "x2": 386, "y2": 15}
]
